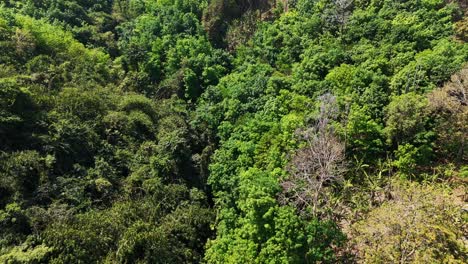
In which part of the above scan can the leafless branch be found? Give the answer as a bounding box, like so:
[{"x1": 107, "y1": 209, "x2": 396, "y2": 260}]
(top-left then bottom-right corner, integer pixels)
[{"x1": 279, "y1": 94, "x2": 347, "y2": 219}]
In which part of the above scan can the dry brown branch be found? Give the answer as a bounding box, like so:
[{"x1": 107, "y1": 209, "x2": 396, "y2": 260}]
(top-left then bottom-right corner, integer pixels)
[{"x1": 280, "y1": 94, "x2": 347, "y2": 219}]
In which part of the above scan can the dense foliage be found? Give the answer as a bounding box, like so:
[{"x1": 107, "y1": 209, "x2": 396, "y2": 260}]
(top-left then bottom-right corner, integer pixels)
[{"x1": 0, "y1": 0, "x2": 466, "y2": 263}]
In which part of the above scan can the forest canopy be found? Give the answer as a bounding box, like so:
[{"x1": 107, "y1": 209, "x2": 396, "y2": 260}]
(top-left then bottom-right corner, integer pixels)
[{"x1": 0, "y1": 0, "x2": 467, "y2": 263}]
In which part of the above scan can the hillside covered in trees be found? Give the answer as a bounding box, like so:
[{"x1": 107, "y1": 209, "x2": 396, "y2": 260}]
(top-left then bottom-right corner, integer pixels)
[{"x1": 0, "y1": 0, "x2": 467, "y2": 263}]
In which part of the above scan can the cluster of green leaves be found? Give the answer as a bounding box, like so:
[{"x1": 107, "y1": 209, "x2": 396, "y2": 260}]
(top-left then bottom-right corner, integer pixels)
[
  {"x1": 0, "y1": 0, "x2": 467, "y2": 263},
  {"x1": 4, "y1": 0, "x2": 120, "y2": 54},
  {"x1": 198, "y1": 0, "x2": 467, "y2": 262},
  {"x1": 0, "y1": 1, "x2": 221, "y2": 262},
  {"x1": 116, "y1": 0, "x2": 229, "y2": 99}
]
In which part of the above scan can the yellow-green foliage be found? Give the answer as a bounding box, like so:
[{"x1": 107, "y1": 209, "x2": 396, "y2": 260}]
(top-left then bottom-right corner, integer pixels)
[
  {"x1": 350, "y1": 181, "x2": 467, "y2": 263},
  {"x1": 0, "y1": 244, "x2": 52, "y2": 263},
  {"x1": 16, "y1": 14, "x2": 110, "y2": 64}
]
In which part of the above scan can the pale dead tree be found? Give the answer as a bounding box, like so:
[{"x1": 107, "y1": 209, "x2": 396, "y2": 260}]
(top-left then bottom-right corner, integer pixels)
[
  {"x1": 280, "y1": 94, "x2": 347, "y2": 219},
  {"x1": 322, "y1": 0, "x2": 353, "y2": 33},
  {"x1": 279, "y1": 0, "x2": 289, "y2": 12},
  {"x1": 334, "y1": 0, "x2": 354, "y2": 32},
  {"x1": 13, "y1": 28, "x2": 35, "y2": 56},
  {"x1": 428, "y1": 67, "x2": 468, "y2": 162}
]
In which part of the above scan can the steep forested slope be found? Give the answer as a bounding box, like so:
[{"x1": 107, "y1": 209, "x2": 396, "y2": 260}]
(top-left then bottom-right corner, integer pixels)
[{"x1": 0, "y1": 0, "x2": 467, "y2": 263}]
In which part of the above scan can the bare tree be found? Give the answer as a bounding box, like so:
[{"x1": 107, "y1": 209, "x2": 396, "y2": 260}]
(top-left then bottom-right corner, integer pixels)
[
  {"x1": 334, "y1": 0, "x2": 353, "y2": 23},
  {"x1": 322, "y1": 0, "x2": 354, "y2": 33},
  {"x1": 280, "y1": 94, "x2": 347, "y2": 219},
  {"x1": 280, "y1": 0, "x2": 289, "y2": 12},
  {"x1": 428, "y1": 66, "x2": 468, "y2": 162}
]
